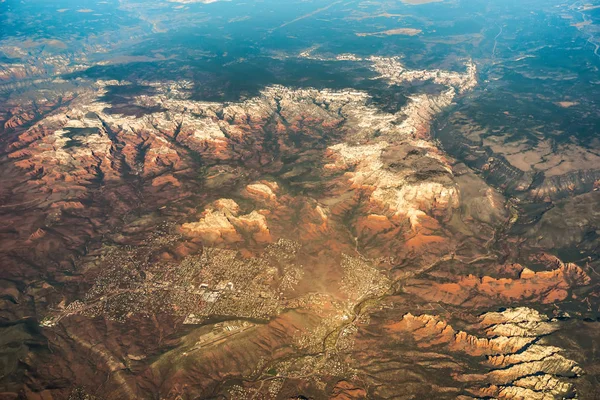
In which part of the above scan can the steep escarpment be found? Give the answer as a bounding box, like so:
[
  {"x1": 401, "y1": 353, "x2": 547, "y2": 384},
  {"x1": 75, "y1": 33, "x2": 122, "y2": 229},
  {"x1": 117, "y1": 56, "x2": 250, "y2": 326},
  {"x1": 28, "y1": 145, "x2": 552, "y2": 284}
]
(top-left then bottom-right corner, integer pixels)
[
  {"x1": 348, "y1": 307, "x2": 585, "y2": 399},
  {"x1": 436, "y1": 111, "x2": 600, "y2": 203}
]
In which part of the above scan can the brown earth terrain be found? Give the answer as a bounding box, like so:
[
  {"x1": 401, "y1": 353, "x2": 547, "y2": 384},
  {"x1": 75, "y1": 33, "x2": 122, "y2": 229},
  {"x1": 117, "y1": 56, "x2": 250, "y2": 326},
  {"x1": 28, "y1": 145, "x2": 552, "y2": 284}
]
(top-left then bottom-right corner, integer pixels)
[{"x1": 0, "y1": 51, "x2": 598, "y2": 400}]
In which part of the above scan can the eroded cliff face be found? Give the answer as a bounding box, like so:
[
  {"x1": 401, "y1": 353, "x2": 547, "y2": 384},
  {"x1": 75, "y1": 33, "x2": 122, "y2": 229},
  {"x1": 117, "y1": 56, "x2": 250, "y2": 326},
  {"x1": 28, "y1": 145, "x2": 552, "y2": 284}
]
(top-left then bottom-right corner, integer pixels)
[
  {"x1": 405, "y1": 255, "x2": 591, "y2": 306},
  {"x1": 1, "y1": 60, "x2": 475, "y2": 274},
  {"x1": 435, "y1": 108, "x2": 600, "y2": 264},
  {"x1": 0, "y1": 53, "x2": 598, "y2": 400},
  {"x1": 382, "y1": 308, "x2": 582, "y2": 399},
  {"x1": 436, "y1": 110, "x2": 600, "y2": 202}
]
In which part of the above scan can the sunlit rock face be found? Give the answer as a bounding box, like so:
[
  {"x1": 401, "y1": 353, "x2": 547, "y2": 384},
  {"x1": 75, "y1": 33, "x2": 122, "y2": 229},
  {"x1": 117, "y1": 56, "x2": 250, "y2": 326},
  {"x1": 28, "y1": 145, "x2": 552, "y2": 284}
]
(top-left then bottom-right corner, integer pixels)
[
  {"x1": 3, "y1": 58, "x2": 474, "y2": 264},
  {"x1": 353, "y1": 307, "x2": 582, "y2": 399},
  {"x1": 180, "y1": 198, "x2": 272, "y2": 244},
  {"x1": 405, "y1": 255, "x2": 591, "y2": 306},
  {"x1": 327, "y1": 141, "x2": 459, "y2": 230}
]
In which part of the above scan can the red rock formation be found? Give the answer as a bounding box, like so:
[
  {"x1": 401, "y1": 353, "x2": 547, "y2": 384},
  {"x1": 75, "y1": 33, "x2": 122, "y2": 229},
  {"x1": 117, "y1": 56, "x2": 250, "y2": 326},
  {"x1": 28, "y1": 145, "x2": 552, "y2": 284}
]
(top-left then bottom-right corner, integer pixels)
[
  {"x1": 405, "y1": 259, "x2": 590, "y2": 306},
  {"x1": 381, "y1": 308, "x2": 581, "y2": 399},
  {"x1": 4, "y1": 62, "x2": 591, "y2": 400},
  {"x1": 385, "y1": 313, "x2": 534, "y2": 356},
  {"x1": 329, "y1": 380, "x2": 367, "y2": 400},
  {"x1": 244, "y1": 181, "x2": 280, "y2": 203},
  {"x1": 180, "y1": 199, "x2": 272, "y2": 244}
]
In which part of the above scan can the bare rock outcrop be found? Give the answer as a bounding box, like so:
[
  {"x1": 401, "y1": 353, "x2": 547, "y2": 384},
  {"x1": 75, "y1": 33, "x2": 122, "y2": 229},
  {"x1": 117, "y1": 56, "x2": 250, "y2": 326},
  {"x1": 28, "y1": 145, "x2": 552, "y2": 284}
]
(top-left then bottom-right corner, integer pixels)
[
  {"x1": 180, "y1": 199, "x2": 272, "y2": 244},
  {"x1": 405, "y1": 257, "x2": 590, "y2": 307},
  {"x1": 385, "y1": 307, "x2": 581, "y2": 399}
]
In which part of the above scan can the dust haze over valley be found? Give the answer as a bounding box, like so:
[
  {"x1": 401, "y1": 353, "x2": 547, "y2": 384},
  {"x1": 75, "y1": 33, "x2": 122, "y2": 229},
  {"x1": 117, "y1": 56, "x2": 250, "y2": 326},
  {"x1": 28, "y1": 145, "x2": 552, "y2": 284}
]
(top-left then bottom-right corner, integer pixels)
[{"x1": 1, "y1": 0, "x2": 600, "y2": 399}]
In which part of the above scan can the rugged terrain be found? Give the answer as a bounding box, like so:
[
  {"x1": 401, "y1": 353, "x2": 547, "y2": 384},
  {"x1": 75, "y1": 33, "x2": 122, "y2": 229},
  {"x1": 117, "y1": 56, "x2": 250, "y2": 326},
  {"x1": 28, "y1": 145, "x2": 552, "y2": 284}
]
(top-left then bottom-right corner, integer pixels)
[
  {"x1": 0, "y1": 51, "x2": 598, "y2": 399},
  {"x1": 1, "y1": 0, "x2": 600, "y2": 399}
]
